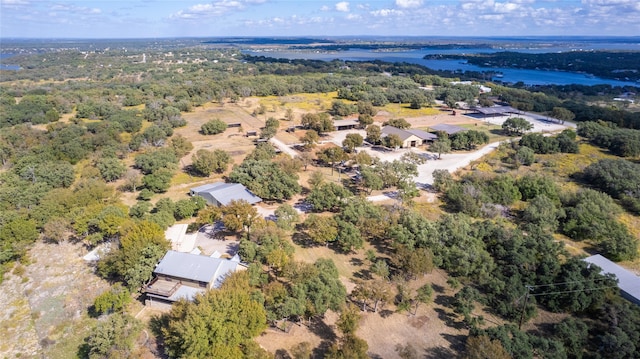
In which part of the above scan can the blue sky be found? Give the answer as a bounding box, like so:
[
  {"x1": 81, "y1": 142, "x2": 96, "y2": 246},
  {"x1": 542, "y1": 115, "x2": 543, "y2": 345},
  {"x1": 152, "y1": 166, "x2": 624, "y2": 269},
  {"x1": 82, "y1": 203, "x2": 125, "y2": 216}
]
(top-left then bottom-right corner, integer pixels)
[{"x1": 1, "y1": 0, "x2": 639, "y2": 38}]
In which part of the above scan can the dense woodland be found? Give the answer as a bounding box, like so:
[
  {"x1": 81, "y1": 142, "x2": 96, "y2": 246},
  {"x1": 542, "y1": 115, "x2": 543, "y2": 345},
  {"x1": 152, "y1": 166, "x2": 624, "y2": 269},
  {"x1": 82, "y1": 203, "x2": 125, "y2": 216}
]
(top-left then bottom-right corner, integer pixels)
[
  {"x1": 1, "y1": 42, "x2": 640, "y2": 358},
  {"x1": 424, "y1": 51, "x2": 640, "y2": 82}
]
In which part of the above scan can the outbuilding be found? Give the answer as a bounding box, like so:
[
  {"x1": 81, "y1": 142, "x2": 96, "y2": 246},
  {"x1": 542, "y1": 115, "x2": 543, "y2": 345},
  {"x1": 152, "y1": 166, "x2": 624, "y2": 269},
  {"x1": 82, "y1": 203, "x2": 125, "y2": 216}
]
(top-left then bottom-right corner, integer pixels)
[
  {"x1": 583, "y1": 254, "x2": 640, "y2": 306},
  {"x1": 190, "y1": 182, "x2": 262, "y2": 207}
]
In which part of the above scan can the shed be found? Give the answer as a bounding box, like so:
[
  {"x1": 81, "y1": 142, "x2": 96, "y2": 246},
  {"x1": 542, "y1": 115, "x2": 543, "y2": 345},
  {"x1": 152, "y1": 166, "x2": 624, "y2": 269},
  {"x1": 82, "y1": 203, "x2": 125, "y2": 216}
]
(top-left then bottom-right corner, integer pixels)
[
  {"x1": 334, "y1": 119, "x2": 360, "y2": 131},
  {"x1": 190, "y1": 182, "x2": 262, "y2": 207},
  {"x1": 474, "y1": 106, "x2": 519, "y2": 117},
  {"x1": 583, "y1": 254, "x2": 640, "y2": 306}
]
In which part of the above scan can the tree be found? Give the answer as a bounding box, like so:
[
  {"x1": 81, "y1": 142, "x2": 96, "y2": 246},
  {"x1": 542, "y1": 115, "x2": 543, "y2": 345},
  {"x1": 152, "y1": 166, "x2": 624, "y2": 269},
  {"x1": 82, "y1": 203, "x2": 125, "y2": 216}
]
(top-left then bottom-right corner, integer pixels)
[
  {"x1": 191, "y1": 149, "x2": 231, "y2": 176},
  {"x1": 359, "y1": 166, "x2": 384, "y2": 194},
  {"x1": 515, "y1": 146, "x2": 535, "y2": 166},
  {"x1": 306, "y1": 182, "x2": 352, "y2": 212},
  {"x1": 160, "y1": 272, "x2": 267, "y2": 359},
  {"x1": 366, "y1": 124, "x2": 382, "y2": 144},
  {"x1": 298, "y1": 151, "x2": 314, "y2": 171},
  {"x1": 284, "y1": 108, "x2": 295, "y2": 122},
  {"x1": 274, "y1": 203, "x2": 300, "y2": 230},
  {"x1": 551, "y1": 107, "x2": 575, "y2": 125},
  {"x1": 336, "y1": 304, "x2": 361, "y2": 335},
  {"x1": 317, "y1": 147, "x2": 348, "y2": 175},
  {"x1": 92, "y1": 284, "x2": 131, "y2": 315},
  {"x1": 502, "y1": 117, "x2": 533, "y2": 136},
  {"x1": 169, "y1": 134, "x2": 194, "y2": 157},
  {"x1": 304, "y1": 214, "x2": 338, "y2": 246},
  {"x1": 464, "y1": 335, "x2": 511, "y2": 359},
  {"x1": 261, "y1": 117, "x2": 279, "y2": 139},
  {"x1": 430, "y1": 138, "x2": 451, "y2": 159},
  {"x1": 384, "y1": 133, "x2": 403, "y2": 149},
  {"x1": 142, "y1": 168, "x2": 173, "y2": 193},
  {"x1": 229, "y1": 159, "x2": 301, "y2": 201},
  {"x1": 84, "y1": 313, "x2": 142, "y2": 359},
  {"x1": 521, "y1": 195, "x2": 563, "y2": 232},
  {"x1": 96, "y1": 156, "x2": 126, "y2": 182},
  {"x1": 201, "y1": 118, "x2": 228, "y2": 135},
  {"x1": 300, "y1": 129, "x2": 319, "y2": 150},
  {"x1": 342, "y1": 133, "x2": 363, "y2": 153},
  {"x1": 221, "y1": 200, "x2": 259, "y2": 234},
  {"x1": 326, "y1": 334, "x2": 369, "y2": 359},
  {"x1": 384, "y1": 118, "x2": 411, "y2": 129},
  {"x1": 336, "y1": 220, "x2": 363, "y2": 253},
  {"x1": 433, "y1": 169, "x2": 454, "y2": 192},
  {"x1": 357, "y1": 114, "x2": 373, "y2": 128}
]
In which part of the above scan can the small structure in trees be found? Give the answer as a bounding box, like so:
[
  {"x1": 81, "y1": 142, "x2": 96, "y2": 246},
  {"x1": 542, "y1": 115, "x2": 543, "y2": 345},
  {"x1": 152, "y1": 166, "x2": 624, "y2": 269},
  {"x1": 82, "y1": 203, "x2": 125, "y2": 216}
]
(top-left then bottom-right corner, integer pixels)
[{"x1": 190, "y1": 182, "x2": 262, "y2": 207}]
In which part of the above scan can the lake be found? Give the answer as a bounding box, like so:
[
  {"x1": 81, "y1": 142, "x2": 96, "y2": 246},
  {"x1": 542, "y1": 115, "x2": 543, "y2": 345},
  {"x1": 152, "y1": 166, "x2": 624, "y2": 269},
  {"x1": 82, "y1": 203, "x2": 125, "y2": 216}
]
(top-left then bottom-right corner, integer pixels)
[
  {"x1": 244, "y1": 46, "x2": 640, "y2": 87},
  {"x1": 0, "y1": 53, "x2": 20, "y2": 71}
]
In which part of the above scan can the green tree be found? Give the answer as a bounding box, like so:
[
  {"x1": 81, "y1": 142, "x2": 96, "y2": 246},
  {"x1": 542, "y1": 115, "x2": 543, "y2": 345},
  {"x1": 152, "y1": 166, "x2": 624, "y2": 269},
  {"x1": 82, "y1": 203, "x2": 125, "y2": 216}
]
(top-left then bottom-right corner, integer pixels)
[
  {"x1": 301, "y1": 129, "x2": 319, "y2": 150},
  {"x1": 342, "y1": 133, "x2": 364, "y2": 153},
  {"x1": 161, "y1": 272, "x2": 267, "y2": 359},
  {"x1": 84, "y1": 313, "x2": 142, "y2": 359},
  {"x1": 274, "y1": 203, "x2": 300, "y2": 230},
  {"x1": 336, "y1": 220, "x2": 363, "y2": 253},
  {"x1": 551, "y1": 107, "x2": 575, "y2": 125},
  {"x1": 336, "y1": 304, "x2": 361, "y2": 335},
  {"x1": 502, "y1": 117, "x2": 533, "y2": 136},
  {"x1": 92, "y1": 284, "x2": 131, "y2": 315},
  {"x1": 304, "y1": 214, "x2": 338, "y2": 246},
  {"x1": 384, "y1": 134, "x2": 403, "y2": 149},
  {"x1": 384, "y1": 118, "x2": 411, "y2": 129},
  {"x1": 366, "y1": 124, "x2": 382, "y2": 144},
  {"x1": 142, "y1": 168, "x2": 173, "y2": 193},
  {"x1": 515, "y1": 146, "x2": 535, "y2": 166},
  {"x1": 169, "y1": 134, "x2": 194, "y2": 157},
  {"x1": 357, "y1": 114, "x2": 373, "y2": 128},
  {"x1": 306, "y1": 182, "x2": 352, "y2": 212},
  {"x1": 191, "y1": 149, "x2": 231, "y2": 176},
  {"x1": 229, "y1": 159, "x2": 301, "y2": 201},
  {"x1": 464, "y1": 335, "x2": 511, "y2": 359},
  {"x1": 96, "y1": 156, "x2": 126, "y2": 182},
  {"x1": 221, "y1": 199, "x2": 259, "y2": 234},
  {"x1": 430, "y1": 138, "x2": 451, "y2": 159},
  {"x1": 317, "y1": 147, "x2": 348, "y2": 175},
  {"x1": 201, "y1": 118, "x2": 228, "y2": 135}
]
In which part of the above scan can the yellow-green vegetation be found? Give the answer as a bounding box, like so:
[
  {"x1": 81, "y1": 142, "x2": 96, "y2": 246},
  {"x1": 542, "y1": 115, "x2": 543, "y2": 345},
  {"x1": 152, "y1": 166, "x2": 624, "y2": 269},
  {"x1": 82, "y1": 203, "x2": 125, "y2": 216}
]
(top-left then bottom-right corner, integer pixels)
[
  {"x1": 458, "y1": 123, "x2": 509, "y2": 142},
  {"x1": 380, "y1": 103, "x2": 440, "y2": 117},
  {"x1": 260, "y1": 92, "x2": 340, "y2": 112}
]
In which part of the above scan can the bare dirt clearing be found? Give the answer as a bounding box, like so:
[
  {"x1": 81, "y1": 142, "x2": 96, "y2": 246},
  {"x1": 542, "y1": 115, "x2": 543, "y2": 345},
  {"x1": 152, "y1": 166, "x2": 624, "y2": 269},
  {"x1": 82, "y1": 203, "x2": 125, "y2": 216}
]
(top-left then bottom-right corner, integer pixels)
[{"x1": 0, "y1": 241, "x2": 109, "y2": 358}]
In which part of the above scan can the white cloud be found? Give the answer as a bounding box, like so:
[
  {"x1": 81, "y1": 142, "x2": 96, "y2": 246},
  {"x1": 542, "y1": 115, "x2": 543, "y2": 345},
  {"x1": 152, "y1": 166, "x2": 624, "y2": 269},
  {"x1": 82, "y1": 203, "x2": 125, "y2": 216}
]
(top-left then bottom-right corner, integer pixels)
[
  {"x1": 395, "y1": 0, "x2": 423, "y2": 8},
  {"x1": 321, "y1": 5, "x2": 330, "y2": 11},
  {"x1": 370, "y1": 8, "x2": 404, "y2": 17},
  {"x1": 170, "y1": 0, "x2": 261, "y2": 20},
  {"x1": 335, "y1": 1, "x2": 349, "y2": 12}
]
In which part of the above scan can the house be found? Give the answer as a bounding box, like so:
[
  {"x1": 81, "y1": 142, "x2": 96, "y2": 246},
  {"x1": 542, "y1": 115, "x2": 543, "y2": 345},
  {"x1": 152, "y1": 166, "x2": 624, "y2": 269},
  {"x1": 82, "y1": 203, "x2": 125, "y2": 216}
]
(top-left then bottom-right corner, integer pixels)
[
  {"x1": 190, "y1": 182, "x2": 262, "y2": 207},
  {"x1": 144, "y1": 250, "x2": 246, "y2": 307},
  {"x1": 583, "y1": 254, "x2": 640, "y2": 306},
  {"x1": 381, "y1": 126, "x2": 437, "y2": 148},
  {"x1": 429, "y1": 123, "x2": 467, "y2": 136}
]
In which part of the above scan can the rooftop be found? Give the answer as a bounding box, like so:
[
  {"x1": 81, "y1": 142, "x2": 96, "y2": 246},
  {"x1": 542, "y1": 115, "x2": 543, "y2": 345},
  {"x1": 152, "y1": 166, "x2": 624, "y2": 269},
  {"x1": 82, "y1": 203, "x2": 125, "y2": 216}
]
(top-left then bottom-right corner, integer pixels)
[
  {"x1": 429, "y1": 123, "x2": 466, "y2": 135},
  {"x1": 153, "y1": 250, "x2": 242, "y2": 287},
  {"x1": 191, "y1": 182, "x2": 262, "y2": 206},
  {"x1": 583, "y1": 254, "x2": 640, "y2": 305}
]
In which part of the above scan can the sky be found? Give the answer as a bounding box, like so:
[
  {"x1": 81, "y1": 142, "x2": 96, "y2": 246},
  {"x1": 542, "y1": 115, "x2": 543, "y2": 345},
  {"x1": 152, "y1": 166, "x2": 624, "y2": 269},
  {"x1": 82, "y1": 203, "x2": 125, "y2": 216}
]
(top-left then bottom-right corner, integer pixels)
[{"x1": 1, "y1": 0, "x2": 639, "y2": 39}]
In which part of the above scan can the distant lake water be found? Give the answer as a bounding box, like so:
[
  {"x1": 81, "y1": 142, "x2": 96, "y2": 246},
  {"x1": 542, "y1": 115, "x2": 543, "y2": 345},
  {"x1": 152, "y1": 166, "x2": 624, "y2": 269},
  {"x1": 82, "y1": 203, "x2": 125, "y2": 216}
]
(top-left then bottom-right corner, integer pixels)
[
  {"x1": 0, "y1": 53, "x2": 20, "y2": 71},
  {"x1": 244, "y1": 47, "x2": 640, "y2": 87}
]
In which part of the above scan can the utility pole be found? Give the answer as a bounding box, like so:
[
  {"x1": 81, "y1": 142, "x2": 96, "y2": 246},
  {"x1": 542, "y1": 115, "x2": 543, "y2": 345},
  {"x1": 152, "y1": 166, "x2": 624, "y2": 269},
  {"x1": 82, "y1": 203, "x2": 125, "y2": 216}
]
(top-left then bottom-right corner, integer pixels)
[{"x1": 519, "y1": 285, "x2": 532, "y2": 330}]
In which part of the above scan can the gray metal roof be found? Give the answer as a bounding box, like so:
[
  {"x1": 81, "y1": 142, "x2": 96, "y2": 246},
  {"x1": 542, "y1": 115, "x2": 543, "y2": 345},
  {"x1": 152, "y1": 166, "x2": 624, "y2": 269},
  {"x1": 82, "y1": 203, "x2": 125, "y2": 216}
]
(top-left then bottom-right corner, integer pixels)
[
  {"x1": 154, "y1": 250, "x2": 241, "y2": 287},
  {"x1": 406, "y1": 129, "x2": 438, "y2": 141},
  {"x1": 583, "y1": 254, "x2": 640, "y2": 305},
  {"x1": 334, "y1": 119, "x2": 359, "y2": 127},
  {"x1": 429, "y1": 123, "x2": 466, "y2": 135},
  {"x1": 191, "y1": 182, "x2": 262, "y2": 206},
  {"x1": 474, "y1": 106, "x2": 519, "y2": 115},
  {"x1": 381, "y1": 126, "x2": 416, "y2": 141}
]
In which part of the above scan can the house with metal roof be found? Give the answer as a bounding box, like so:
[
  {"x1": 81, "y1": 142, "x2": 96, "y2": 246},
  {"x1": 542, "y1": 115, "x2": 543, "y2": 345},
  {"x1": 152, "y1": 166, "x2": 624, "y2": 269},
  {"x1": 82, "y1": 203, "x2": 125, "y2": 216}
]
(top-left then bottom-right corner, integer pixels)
[
  {"x1": 583, "y1": 254, "x2": 640, "y2": 306},
  {"x1": 143, "y1": 250, "x2": 246, "y2": 307},
  {"x1": 190, "y1": 182, "x2": 262, "y2": 207},
  {"x1": 381, "y1": 126, "x2": 437, "y2": 148},
  {"x1": 473, "y1": 106, "x2": 519, "y2": 117}
]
